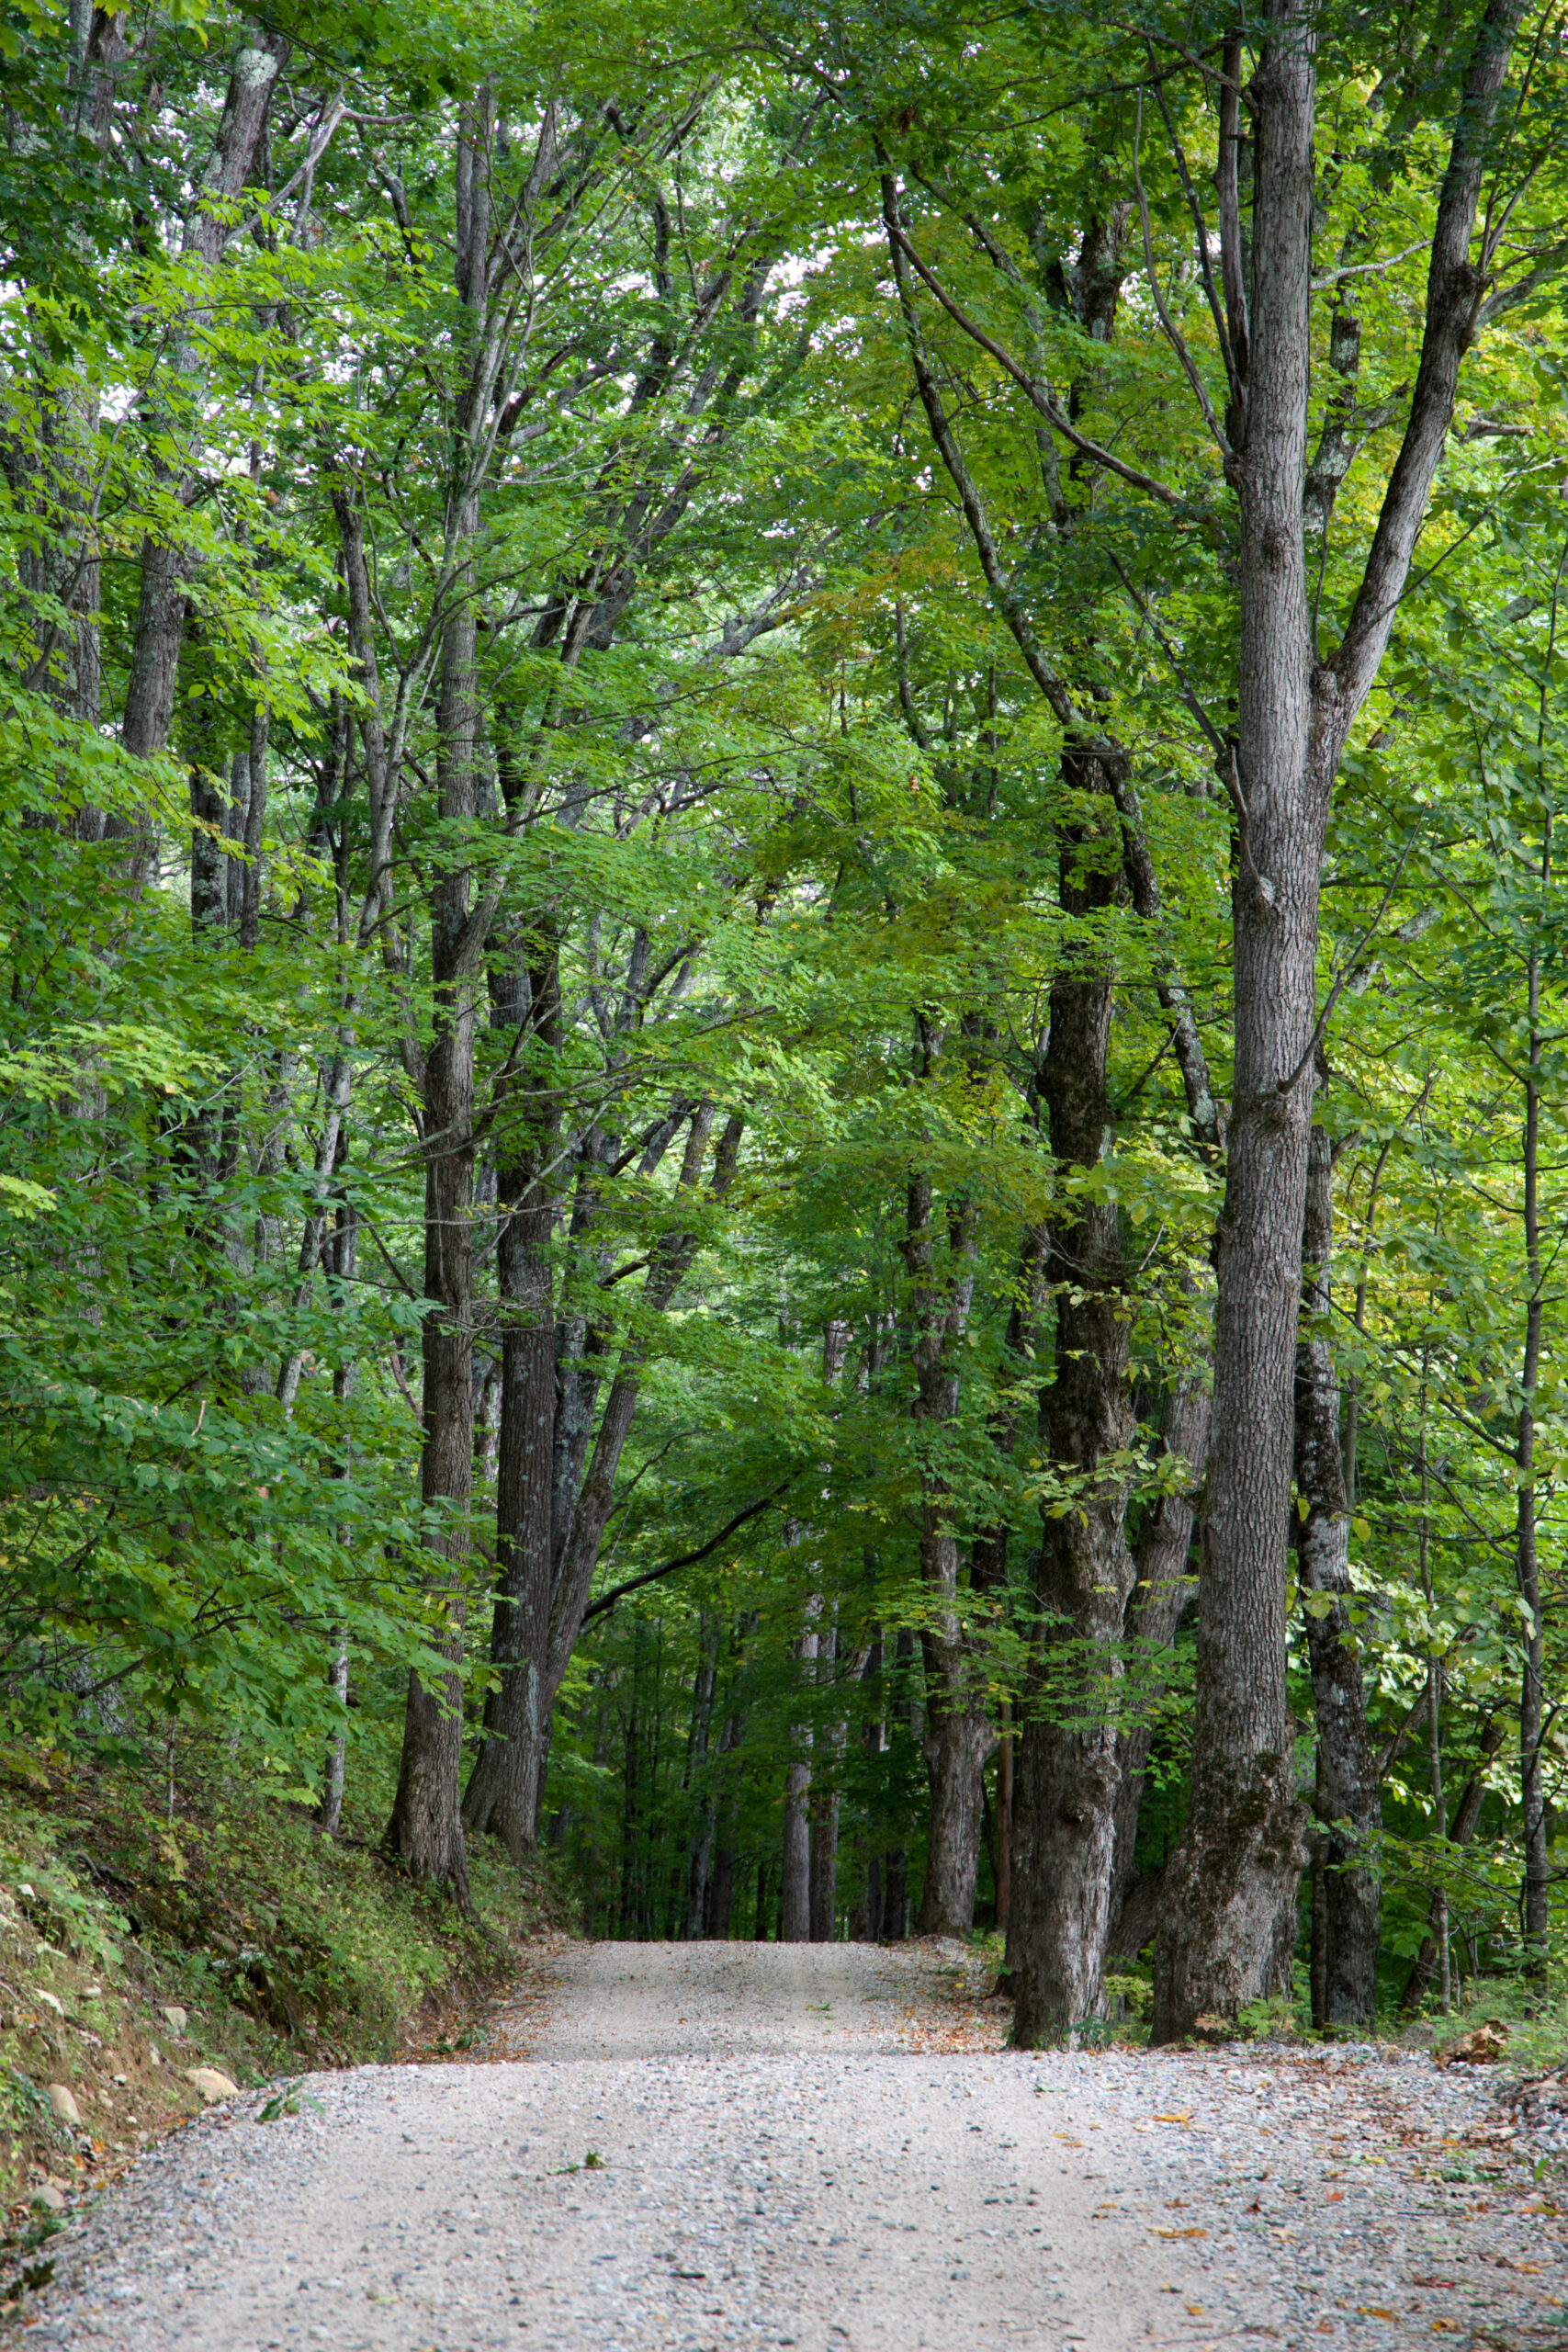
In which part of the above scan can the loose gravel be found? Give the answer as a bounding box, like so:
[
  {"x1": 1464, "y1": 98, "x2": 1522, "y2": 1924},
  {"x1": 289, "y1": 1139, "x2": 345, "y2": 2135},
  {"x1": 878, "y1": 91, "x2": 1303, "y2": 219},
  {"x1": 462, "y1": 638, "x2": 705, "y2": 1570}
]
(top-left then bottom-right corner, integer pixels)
[{"x1": 25, "y1": 1940, "x2": 1568, "y2": 2350}]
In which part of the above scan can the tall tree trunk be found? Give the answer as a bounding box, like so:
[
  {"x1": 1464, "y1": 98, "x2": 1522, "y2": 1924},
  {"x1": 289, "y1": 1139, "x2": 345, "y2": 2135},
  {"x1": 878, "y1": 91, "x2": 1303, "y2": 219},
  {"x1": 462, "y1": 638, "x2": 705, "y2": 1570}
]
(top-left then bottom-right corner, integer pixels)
[
  {"x1": 1517, "y1": 935, "x2": 1548, "y2": 1970},
  {"x1": 1105, "y1": 1376, "x2": 1211, "y2": 1958},
  {"x1": 1415, "y1": 1361, "x2": 1451, "y2": 2013},
  {"x1": 318, "y1": 1191, "x2": 358, "y2": 1838},
  {"x1": 1156, "y1": 0, "x2": 1529, "y2": 2039},
  {"x1": 1293, "y1": 1121, "x2": 1380, "y2": 2028},
  {"x1": 1399, "y1": 1713, "x2": 1505, "y2": 2014},
  {"x1": 1152, "y1": 7, "x2": 1319, "y2": 2037},
  {"x1": 462, "y1": 944, "x2": 562, "y2": 1854},
  {"x1": 383, "y1": 100, "x2": 494, "y2": 1896},
  {"x1": 709, "y1": 1793, "x2": 739, "y2": 1939},
  {"x1": 704, "y1": 1632, "x2": 752, "y2": 1937},
  {"x1": 994, "y1": 1710, "x2": 1012, "y2": 1938},
  {"x1": 382, "y1": 582, "x2": 478, "y2": 1897},
  {"x1": 882, "y1": 1627, "x2": 915, "y2": 1939},
  {"x1": 810, "y1": 1616, "x2": 842, "y2": 1942},
  {"x1": 681, "y1": 1629, "x2": 719, "y2": 1936},
  {"x1": 781, "y1": 1595, "x2": 818, "y2": 1943},
  {"x1": 1010, "y1": 776, "x2": 1135, "y2": 2043},
  {"x1": 900, "y1": 1170, "x2": 994, "y2": 1935}
]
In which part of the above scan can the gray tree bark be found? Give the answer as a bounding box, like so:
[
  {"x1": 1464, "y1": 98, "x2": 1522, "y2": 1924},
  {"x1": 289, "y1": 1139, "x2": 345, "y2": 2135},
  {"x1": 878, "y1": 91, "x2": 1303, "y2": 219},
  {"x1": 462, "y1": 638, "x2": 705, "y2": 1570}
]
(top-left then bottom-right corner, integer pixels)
[
  {"x1": 1154, "y1": 0, "x2": 1523, "y2": 2035},
  {"x1": 782, "y1": 1592, "x2": 818, "y2": 1943},
  {"x1": 810, "y1": 1615, "x2": 847, "y2": 1941},
  {"x1": 1517, "y1": 925, "x2": 1549, "y2": 1969},
  {"x1": 1010, "y1": 775, "x2": 1136, "y2": 2043},
  {"x1": 1105, "y1": 1374, "x2": 1212, "y2": 1958},
  {"x1": 381, "y1": 574, "x2": 479, "y2": 1901},
  {"x1": 461, "y1": 942, "x2": 562, "y2": 1855},
  {"x1": 384, "y1": 96, "x2": 494, "y2": 1901},
  {"x1": 1152, "y1": 6, "x2": 1320, "y2": 2036},
  {"x1": 1294, "y1": 1123, "x2": 1380, "y2": 2029},
  {"x1": 899, "y1": 1167, "x2": 994, "y2": 1936}
]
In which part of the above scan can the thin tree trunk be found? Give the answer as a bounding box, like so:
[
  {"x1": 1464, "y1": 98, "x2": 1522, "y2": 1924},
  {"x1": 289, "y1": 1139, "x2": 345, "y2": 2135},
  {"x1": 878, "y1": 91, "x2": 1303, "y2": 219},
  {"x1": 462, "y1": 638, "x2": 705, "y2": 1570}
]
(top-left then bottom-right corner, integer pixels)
[
  {"x1": 1519, "y1": 839, "x2": 1549, "y2": 1971},
  {"x1": 682, "y1": 1631, "x2": 719, "y2": 1937},
  {"x1": 1010, "y1": 776, "x2": 1135, "y2": 2043},
  {"x1": 1399, "y1": 1713, "x2": 1505, "y2": 2014},
  {"x1": 122, "y1": 36, "x2": 288, "y2": 769},
  {"x1": 382, "y1": 628, "x2": 477, "y2": 1894},
  {"x1": 618, "y1": 1657, "x2": 641, "y2": 1939},
  {"x1": 710, "y1": 1784, "x2": 739, "y2": 1939},
  {"x1": 383, "y1": 103, "x2": 492, "y2": 1897},
  {"x1": 994, "y1": 1707, "x2": 1012, "y2": 1938},
  {"x1": 1105, "y1": 1375, "x2": 1212, "y2": 1957},
  {"x1": 319, "y1": 1628, "x2": 349, "y2": 1838},
  {"x1": 318, "y1": 1193, "x2": 358, "y2": 1838},
  {"x1": 462, "y1": 944, "x2": 561, "y2": 1854},
  {"x1": 900, "y1": 1167, "x2": 994, "y2": 1935},
  {"x1": 810, "y1": 1616, "x2": 842, "y2": 1942},
  {"x1": 1294, "y1": 1123, "x2": 1380, "y2": 2029},
  {"x1": 782, "y1": 1594, "x2": 818, "y2": 1943},
  {"x1": 882, "y1": 1627, "x2": 915, "y2": 1939},
  {"x1": 1416, "y1": 1356, "x2": 1450, "y2": 2013}
]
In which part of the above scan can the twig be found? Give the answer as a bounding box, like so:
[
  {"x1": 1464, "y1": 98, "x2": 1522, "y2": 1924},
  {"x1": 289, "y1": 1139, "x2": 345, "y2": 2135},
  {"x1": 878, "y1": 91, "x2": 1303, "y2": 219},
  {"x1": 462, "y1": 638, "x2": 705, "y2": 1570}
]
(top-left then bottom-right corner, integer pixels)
[
  {"x1": 387, "y1": 1351, "x2": 423, "y2": 1426},
  {"x1": 1276, "y1": 835, "x2": 1417, "y2": 1095},
  {"x1": 1108, "y1": 556, "x2": 1227, "y2": 753},
  {"x1": 1134, "y1": 89, "x2": 1230, "y2": 455}
]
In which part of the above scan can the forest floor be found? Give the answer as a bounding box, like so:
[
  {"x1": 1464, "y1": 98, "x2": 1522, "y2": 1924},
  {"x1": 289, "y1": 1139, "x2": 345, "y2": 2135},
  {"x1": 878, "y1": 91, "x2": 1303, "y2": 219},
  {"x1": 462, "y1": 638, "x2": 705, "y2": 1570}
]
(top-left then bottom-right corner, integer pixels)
[{"x1": 18, "y1": 1937, "x2": 1568, "y2": 2352}]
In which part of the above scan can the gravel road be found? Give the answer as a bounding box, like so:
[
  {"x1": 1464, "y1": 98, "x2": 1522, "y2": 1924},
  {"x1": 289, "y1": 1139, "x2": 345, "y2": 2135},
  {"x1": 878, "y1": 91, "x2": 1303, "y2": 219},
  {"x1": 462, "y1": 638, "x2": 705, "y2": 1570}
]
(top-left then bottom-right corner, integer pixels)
[{"x1": 26, "y1": 1939, "x2": 1568, "y2": 2350}]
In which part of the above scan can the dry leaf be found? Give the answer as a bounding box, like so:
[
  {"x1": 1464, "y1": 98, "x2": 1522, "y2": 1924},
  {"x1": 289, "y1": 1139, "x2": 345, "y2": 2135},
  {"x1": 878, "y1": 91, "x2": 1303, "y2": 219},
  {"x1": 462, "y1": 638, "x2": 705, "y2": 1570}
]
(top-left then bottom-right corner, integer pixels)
[{"x1": 1434, "y1": 2020, "x2": 1509, "y2": 2067}]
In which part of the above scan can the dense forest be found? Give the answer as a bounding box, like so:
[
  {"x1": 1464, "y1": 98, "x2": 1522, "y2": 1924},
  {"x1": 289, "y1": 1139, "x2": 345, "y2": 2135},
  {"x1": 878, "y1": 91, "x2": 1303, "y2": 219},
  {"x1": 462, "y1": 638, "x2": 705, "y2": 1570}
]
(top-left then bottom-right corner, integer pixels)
[{"x1": 4, "y1": 0, "x2": 1567, "y2": 2052}]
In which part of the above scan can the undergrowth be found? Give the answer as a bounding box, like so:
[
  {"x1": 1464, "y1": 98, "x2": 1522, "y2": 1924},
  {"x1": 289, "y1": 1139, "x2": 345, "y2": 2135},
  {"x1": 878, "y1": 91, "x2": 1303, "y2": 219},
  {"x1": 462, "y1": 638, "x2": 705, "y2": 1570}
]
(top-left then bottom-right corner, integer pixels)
[{"x1": 0, "y1": 1725, "x2": 575, "y2": 2306}]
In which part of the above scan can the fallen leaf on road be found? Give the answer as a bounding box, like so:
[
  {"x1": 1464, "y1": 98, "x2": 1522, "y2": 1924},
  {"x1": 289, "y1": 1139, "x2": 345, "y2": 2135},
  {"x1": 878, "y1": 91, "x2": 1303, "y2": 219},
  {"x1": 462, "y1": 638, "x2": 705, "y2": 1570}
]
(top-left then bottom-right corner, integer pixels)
[{"x1": 1434, "y1": 2020, "x2": 1509, "y2": 2067}]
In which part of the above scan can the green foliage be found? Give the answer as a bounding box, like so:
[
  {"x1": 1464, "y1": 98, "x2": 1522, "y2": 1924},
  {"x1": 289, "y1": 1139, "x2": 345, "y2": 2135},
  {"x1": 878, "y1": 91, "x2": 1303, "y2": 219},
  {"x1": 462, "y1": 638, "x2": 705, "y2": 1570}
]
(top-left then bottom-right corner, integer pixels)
[{"x1": 0, "y1": 0, "x2": 1564, "y2": 2027}]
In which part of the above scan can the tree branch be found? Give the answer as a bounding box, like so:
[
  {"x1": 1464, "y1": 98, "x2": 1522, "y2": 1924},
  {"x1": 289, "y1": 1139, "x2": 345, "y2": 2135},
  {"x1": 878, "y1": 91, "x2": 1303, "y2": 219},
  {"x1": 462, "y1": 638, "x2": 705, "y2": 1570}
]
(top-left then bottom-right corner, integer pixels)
[{"x1": 581, "y1": 1474, "x2": 801, "y2": 1623}]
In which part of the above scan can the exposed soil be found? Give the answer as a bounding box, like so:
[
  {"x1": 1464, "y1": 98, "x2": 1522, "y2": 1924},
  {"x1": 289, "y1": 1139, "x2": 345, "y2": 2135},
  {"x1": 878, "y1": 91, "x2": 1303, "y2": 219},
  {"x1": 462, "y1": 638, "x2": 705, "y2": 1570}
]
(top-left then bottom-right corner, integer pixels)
[{"x1": 22, "y1": 1939, "x2": 1568, "y2": 2350}]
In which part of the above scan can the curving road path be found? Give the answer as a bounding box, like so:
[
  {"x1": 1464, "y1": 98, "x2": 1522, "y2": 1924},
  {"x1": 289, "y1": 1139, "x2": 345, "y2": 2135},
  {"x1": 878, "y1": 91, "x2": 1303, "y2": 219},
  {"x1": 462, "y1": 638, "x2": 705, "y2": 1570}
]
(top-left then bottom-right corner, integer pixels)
[{"x1": 28, "y1": 1939, "x2": 1565, "y2": 2350}]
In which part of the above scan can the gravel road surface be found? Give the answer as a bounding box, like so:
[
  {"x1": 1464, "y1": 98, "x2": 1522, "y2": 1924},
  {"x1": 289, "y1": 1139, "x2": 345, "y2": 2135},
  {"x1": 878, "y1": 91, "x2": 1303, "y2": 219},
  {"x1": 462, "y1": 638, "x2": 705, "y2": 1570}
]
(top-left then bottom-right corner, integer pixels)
[{"x1": 26, "y1": 1939, "x2": 1568, "y2": 2350}]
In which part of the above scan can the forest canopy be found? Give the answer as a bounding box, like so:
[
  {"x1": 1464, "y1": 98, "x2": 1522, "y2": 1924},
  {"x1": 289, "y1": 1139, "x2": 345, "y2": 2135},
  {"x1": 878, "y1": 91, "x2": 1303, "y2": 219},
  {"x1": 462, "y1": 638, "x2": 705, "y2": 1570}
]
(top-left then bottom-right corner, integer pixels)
[{"x1": 4, "y1": 0, "x2": 1568, "y2": 2043}]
